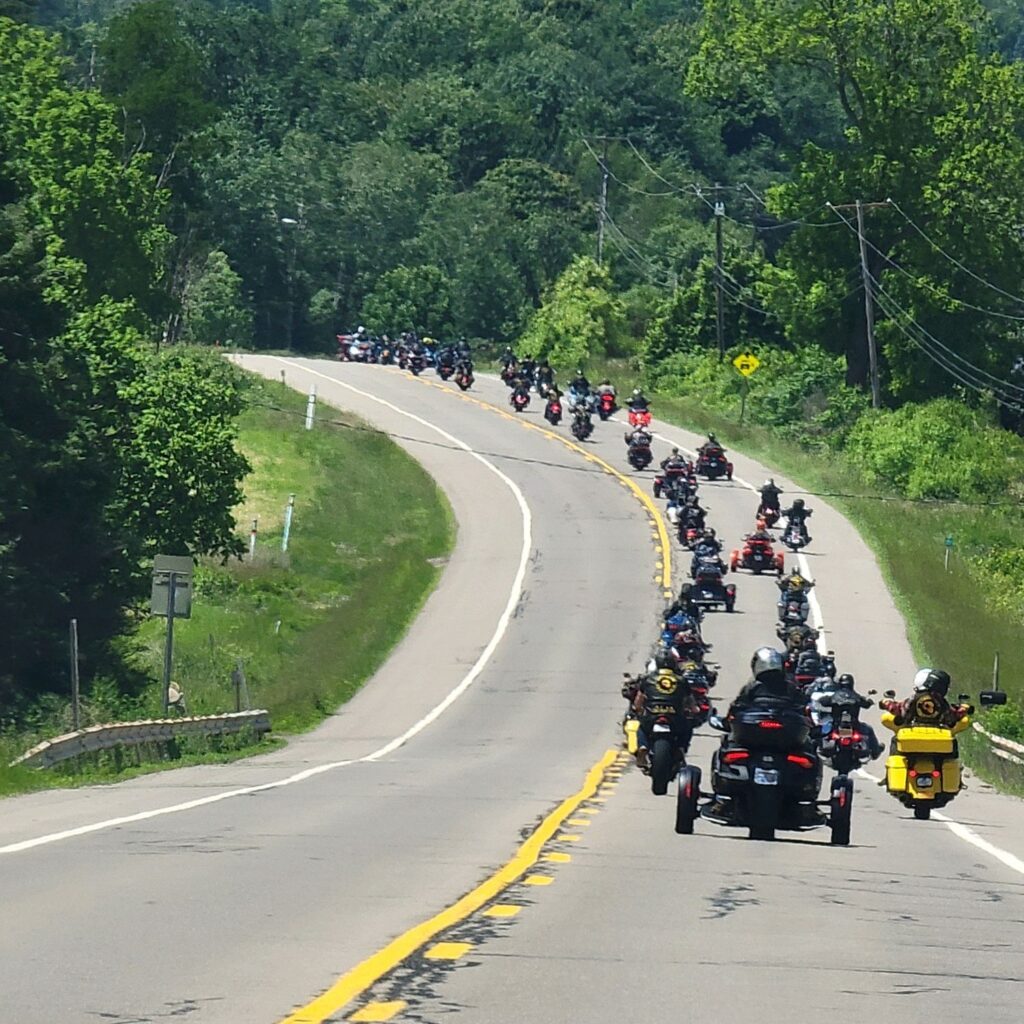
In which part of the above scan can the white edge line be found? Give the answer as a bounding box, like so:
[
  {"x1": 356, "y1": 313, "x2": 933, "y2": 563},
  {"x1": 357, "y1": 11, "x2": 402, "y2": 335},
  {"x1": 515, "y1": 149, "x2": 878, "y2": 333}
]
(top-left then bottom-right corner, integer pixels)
[
  {"x1": 642, "y1": 415, "x2": 1024, "y2": 879},
  {"x1": 0, "y1": 357, "x2": 532, "y2": 857}
]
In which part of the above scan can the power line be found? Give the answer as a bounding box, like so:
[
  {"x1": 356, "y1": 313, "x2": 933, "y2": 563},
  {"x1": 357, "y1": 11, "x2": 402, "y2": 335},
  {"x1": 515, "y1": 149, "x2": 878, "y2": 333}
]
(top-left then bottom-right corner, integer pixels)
[
  {"x1": 827, "y1": 203, "x2": 1024, "y2": 322},
  {"x1": 887, "y1": 199, "x2": 1024, "y2": 308},
  {"x1": 869, "y1": 277, "x2": 1024, "y2": 407}
]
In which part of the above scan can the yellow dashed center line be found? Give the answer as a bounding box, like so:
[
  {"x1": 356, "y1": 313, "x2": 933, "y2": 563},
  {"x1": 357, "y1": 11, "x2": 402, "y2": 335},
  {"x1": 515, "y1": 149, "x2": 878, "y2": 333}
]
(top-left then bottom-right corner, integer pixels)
[
  {"x1": 348, "y1": 1001, "x2": 407, "y2": 1023},
  {"x1": 483, "y1": 904, "x2": 522, "y2": 918},
  {"x1": 523, "y1": 874, "x2": 554, "y2": 886},
  {"x1": 424, "y1": 942, "x2": 472, "y2": 961},
  {"x1": 543, "y1": 851, "x2": 572, "y2": 863}
]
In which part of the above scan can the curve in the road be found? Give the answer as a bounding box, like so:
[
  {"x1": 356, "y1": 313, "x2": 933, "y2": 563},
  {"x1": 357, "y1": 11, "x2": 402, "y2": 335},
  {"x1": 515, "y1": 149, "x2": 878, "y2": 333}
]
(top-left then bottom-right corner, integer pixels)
[{"x1": 0, "y1": 366, "x2": 535, "y2": 857}]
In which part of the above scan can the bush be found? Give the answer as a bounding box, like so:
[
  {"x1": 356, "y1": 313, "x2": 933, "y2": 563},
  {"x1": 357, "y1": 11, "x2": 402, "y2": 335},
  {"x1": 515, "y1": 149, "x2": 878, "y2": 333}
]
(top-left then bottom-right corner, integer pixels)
[
  {"x1": 984, "y1": 701, "x2": 1024, "y2": 742},
  {"x1": 846, "y1": 399, "x2": 1024, "y2": 501}
]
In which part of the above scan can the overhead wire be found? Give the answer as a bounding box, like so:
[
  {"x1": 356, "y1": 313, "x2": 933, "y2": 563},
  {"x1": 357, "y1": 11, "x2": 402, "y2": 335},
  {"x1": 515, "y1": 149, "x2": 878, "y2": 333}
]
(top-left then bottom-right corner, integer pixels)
[{"x1": 887, "y1": 199, "x2": 1024, "y2": 308}]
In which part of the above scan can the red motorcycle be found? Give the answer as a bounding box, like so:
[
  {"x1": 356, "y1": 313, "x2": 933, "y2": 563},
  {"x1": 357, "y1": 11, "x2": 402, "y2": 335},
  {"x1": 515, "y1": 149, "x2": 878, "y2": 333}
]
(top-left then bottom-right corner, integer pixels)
[
  {"x1": 544, "y1": 397, "x2": 563, "y2": 426},
  {"x1": 730, "y1": 536, "x2": 784, "y2": 576},
  {"x1": 628, "y1": 408, "x2": 652, "y2": 428},
  {"x1": 511, "y1": 390, "x2": 530, "y2": 413},
  {"x1": 598, "y1": 392, "x2": 616, "y2": 421},
  {"x1": 695, "y1": 446, "x2": 733, "y2": 481}
]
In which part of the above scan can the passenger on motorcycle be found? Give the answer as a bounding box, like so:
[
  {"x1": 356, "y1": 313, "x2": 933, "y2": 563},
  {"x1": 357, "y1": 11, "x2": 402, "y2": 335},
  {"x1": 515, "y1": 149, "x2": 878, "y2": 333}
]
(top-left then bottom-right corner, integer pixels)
[
  {"x1": 782, "y1": 498, "x2": 813, "y2": 541},
  {"x1": 759, "y1": 478, "x2": 782, "y2": 512},
  {"x1": 625, "y1": 425, "x2": 653, "y2": 449},
  {"x1": 596, "y1": 379, "x2": 617, "y2": 399},
  {"x1": 880, "y1": 668, "x2": 968, "y2": 728},
  {"x1": 776, "y1": 569, "x2": 812, "y2": 620}
]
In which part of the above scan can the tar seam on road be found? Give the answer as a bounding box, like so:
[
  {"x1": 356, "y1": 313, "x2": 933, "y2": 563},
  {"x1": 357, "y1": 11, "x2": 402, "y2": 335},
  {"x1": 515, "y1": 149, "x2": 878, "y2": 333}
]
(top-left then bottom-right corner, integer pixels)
[
  {"x1": 0, "y1": 360, "x2": 533, "y2": 858},
  {"x1": 277, "y1": 748, "x2": 619, "y2": 1024}
]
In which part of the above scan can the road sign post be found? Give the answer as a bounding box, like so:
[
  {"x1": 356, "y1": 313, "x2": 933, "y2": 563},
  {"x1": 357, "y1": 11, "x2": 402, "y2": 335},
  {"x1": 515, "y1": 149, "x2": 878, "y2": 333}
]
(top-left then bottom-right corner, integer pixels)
[
  {"x1": 731, "y1": 352, "x2": 760, "y2": 423},
  {"x1": 151, "y1": 556, "x2": 194, "y2": 714},
  {"x1": 944, "y1": 534, "x2": 954, "y2": 572}
]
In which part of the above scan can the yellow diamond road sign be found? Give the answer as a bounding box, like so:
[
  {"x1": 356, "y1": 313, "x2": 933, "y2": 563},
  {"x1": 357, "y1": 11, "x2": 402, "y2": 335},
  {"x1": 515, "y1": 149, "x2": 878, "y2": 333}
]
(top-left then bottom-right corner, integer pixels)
[{"x1": 733, "y1": 352, "x2": 760, "y2": 377}]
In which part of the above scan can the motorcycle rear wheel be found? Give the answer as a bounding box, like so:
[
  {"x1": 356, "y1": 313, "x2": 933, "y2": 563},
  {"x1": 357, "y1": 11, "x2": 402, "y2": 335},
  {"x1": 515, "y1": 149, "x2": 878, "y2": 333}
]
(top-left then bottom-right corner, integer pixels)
[
  {"x1": 830, "y1": 778, "x2": 853, "y2": 846},
  {"x1": 913, "y1": 803, "x2": 932, "y2": 820},
  {"x1": 675, "y1": 766, "x2": 701, "y2": 834},
  {"x1": 651, "y1": 738, "x2": 674, "y2": 796},
  {"x1": 748, "y1": 787, "x2": 778, "y2": 841}
]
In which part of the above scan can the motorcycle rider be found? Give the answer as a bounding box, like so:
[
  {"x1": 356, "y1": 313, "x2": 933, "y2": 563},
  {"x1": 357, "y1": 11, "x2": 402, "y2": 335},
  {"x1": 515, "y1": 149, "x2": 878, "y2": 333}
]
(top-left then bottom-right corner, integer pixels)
[
  {"x1": 828, "y1": 674, "x2": 885, "y2": 758},
  {"x1": 456, "y1": 336, "x2": 472, "y2": 361},
  {"x1": 698, "y1": 432, "x2": 723, "y2": 457},
  {"x1": 729, "y1": 647, "x2": 807, "y2": 716},
  {"x1": 690, "y1": 528, "x2": 724, "y2": 577},
  {"x1": 665, "y1": 583, "x2": 704, "y2": 623},
  {"x1": 880, "y1": 668, "x2": 967, "y2": 728},
  {"x1": 510, "y1": 377, "x2": 531, "y2": 408},
  {"x1": 628, "y1": 388, "x2": 650, "y2": 412},
  {"x1": 782, "y1": 497, "x2": 813, "y2": 543},
  {"x1": 627, "y1": 652, "x2": 697, "y2": 768},
  {"x1": 624, "y1": 424, "x2": 653, "y2": 450},
  {"x1": 776, "y1": 569, "x2": 812, "y2": 621},
  {"x1": 596, "y1": 378, "x2": 617, "y2": 399},
  {"x1": 535, "y1": 360, "x2": 555, "y2": 393},
  {"x1": 759, "y1": 478, "x2": 782, "y2": 513},
  {"x1": 569, "y1": 367, "x2": 591, "y2": 394},
  {"x1": 499, "y1": 345, "x2": 517, "y2": 369}
]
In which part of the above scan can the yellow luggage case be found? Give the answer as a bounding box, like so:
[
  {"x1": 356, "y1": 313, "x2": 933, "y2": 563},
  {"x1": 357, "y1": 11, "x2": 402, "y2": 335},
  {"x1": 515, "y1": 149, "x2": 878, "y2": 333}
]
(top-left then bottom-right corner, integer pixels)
[
  {"x1": 885, "y1": 755, "x2": 908, "y2": 791},
  {"x1": 895, "y1": 726, "x2": 954, "y2": 754}
]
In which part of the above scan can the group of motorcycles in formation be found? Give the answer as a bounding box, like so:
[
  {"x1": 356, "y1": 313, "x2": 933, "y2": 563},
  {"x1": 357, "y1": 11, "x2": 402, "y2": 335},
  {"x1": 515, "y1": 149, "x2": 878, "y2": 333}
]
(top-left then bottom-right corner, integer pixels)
[
  {"x1": 336, "y1": 327, "x2": 477, "y2": 391},
  {"x1": 347, "y1": 331, "x2": 1008, "y2": 844},
  {"x1": 623, "y1": 469, "x2": 1007, "y2": 843}
]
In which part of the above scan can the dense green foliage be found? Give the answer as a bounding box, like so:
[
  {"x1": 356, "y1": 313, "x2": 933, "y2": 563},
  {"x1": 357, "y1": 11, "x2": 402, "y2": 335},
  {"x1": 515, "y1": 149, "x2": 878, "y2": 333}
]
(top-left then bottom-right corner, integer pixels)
[{"x1": 0, "y1": 20, "x2": 248, "y2": 714}]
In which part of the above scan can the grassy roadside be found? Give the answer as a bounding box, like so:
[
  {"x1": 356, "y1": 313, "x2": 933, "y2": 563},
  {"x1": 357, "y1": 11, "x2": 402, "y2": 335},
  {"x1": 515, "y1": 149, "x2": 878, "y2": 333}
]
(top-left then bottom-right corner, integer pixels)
[
  {"x1": 585, "y1": 357, "x2": 1023, "y2": 785},
  {"x1": 0, "y1": 373, "x2": 454, "y2": 795}
]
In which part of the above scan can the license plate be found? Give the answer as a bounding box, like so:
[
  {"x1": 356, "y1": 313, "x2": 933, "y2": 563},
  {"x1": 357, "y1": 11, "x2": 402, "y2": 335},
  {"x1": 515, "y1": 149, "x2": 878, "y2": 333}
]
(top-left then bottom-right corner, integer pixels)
[
  {"x1": 916, "y1": 776, "x2": 933, "y2": 788},
  {"x1": 652, "y1": 723, "x2": 671, "y2": 733},
  {"x1": 753, "y1": 768, "x2": 779, "y2": 786}
]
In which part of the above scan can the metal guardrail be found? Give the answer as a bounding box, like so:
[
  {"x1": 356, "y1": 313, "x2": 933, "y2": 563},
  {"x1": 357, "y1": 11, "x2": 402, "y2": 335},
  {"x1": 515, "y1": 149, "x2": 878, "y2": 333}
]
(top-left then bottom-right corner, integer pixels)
[
  {"x1": 973, "y1": 722, "x2": 1024, "y2": 767},
  {"x1": 10, "y1": 710, "x2": 272, "y2": 769}
]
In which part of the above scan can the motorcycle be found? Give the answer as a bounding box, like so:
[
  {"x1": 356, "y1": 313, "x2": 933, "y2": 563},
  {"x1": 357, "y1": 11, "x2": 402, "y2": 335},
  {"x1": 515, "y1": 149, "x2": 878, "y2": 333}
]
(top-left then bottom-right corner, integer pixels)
[
  {"x1": 500, "y1": 364, "x2": 518, "y2": 387},
  {"x1": 510, "y1": 389, "x2": 530, "y2": 413},
  {"x1": 695, "y1": 447, "x2": 734, "y2": 481},
  {"x1": 782, "y1": 519, "x2": 810, "y2": 551},
  {"x1": 729, "y1": 536, "x2": 784, "y2": 575},
  {"x1": 778, "y1": 596, "x2": 810, "y2": 626},
  {"x1": 597, "y1": 391, "x2": 616, "y2": 421},
  {"x1": 408, "y1": 353, "x2": 425, "y2": 376},
  {"x1": 436, "y1": 358, "x2": 455, "y2": 381},
  {"x1": 544, "y1": 397, "x2": 563, "y2": 426},
  {"x1": 454, "y1": 365, "x2": 474, "y2": 391},
  {"x1": 879, "y1": 689, "x2": 1005, "y2": 819},
  {"x1": 628, "y1": 408, "x2": 652, "y2": 428},
  {"x1": 627, "y1": 440, "x2": 653, "y2": 471},
  {"x1": 571, "y1": 408, "x2": 593, "y2": 441},
  {"x1": 758, "y1": 505, "x2": 781, "y2": 528},
  {"x1": 689, "y1": 558, "x2": 736, "y2": 612},
  {"x1": 683, "y1": 709, "x2": 852, "y2": 844},
  {"x1": 566, "y1": 386, "x2": 590, "y2": 413}
]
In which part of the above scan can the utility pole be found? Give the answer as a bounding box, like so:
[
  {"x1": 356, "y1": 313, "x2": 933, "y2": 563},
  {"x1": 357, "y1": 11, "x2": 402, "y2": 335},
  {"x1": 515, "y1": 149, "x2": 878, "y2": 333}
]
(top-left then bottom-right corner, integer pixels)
[
  {"x1": 714, "y1": 186, "x2": 726, "y2": 363},
  {"x1": 856, "y1": 199, "x2": 881, "y2": 409},
  {"x1": 596, "y1": 137, "x2": 610, "y2": 265},
  {"x1": 829, "y1": 199, "x2": 888, "y2": 409}
]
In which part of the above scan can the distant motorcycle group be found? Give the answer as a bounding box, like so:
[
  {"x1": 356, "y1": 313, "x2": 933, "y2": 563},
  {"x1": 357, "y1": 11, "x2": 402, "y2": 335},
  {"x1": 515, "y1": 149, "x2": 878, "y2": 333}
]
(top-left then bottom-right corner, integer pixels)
[
  {"x1": 497, "y1": 350, "x2": 622, "y2": 443},
  {"x1": 337, "y1": 327, "x2": 477, "y2": 391},
  {"x1": 624, "y1": 462, "x2": 1007, "y2": 843}
]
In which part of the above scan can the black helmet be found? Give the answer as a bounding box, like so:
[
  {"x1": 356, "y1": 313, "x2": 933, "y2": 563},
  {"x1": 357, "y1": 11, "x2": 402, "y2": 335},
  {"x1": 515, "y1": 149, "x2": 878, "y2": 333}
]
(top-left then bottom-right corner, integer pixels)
[
  {"x1": 654, "y1": 652, "x2": 676, "y2": 672},
  {"x1": 793, "y1": 498, "x2": 805, "y2": 509},
  {"x1": 914, "y1": 668, "x2": 951, "y2": 696},
  {"x1": 708, "y1": 432, "x2": 718, "y2": 443},
  {"x1": 836, "y1": 673, "x2": 855, "y2": 689},
  {"x1": 751, "y1": 646, "x2": 785, "y2": 679}
]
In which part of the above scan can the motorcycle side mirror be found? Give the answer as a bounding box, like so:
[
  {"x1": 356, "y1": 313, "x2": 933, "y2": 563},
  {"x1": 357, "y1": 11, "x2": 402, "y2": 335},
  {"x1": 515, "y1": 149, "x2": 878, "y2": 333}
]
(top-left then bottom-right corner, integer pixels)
[
  {"x1": 883, "y1": 690, "x2": 896, "y2": 699},
  {"x1": 980, "y1": 690, "x2": 1008, "y2": 707},
  {"x1": 867, "y1": 689, "x2": 877, "y2": 696},
  {"x1": 708, "y1": 715, "x2": 727, "y2": 731},
  {"x1": 957, "y1": 693, "x2": 971, "y2": 704}
]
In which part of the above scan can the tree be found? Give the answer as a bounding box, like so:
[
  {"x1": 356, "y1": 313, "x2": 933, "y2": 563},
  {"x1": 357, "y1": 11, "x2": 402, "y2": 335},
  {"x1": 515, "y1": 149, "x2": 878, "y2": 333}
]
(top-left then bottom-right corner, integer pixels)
[
  {"x1": 182, "y1": 250, "x2": 253, "y2": 346},
  {"x1": 687, "y1": 0, "x2": 1024, "y2": 400},
  {"x1": 360, "y1": 265, "x2": 454, "y2": 337},
  {"x1": 518, "y1": 256, "x2": 626, "y2": 368}
]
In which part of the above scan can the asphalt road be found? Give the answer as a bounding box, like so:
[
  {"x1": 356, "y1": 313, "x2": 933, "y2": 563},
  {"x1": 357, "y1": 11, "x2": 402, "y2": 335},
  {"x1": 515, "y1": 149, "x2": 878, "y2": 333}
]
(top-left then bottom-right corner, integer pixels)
[{"x1": 2, "y1": 357, "x2": 1023, "y2": 1023}]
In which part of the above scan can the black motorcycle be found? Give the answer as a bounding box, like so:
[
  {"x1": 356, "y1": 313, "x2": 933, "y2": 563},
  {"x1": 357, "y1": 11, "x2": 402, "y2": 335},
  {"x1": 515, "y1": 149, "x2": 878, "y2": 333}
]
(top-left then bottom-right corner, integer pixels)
[
  {"x1": 700, "y1": 708, "x2": 827, "y2": 841},
  {"x1": 409, "y1": 353, "x2": 425, "y2": 376},
  {"x1": 627, "y1": 441, "x2": 653, "y2": 471},
  {"x1": 570, "y1": 408, "x2": 593, "y2": 441}
]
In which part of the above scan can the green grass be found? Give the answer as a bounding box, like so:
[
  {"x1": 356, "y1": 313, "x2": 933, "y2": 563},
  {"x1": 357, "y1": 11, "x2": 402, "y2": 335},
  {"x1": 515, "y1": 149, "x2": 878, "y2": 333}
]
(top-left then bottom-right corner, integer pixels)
[
  {"x1": 585, "y1": 356, "x2": 1023, "y2": 785},
  {"x1": 0, "y1": 373, "x2": 453, "y2": 794}
]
